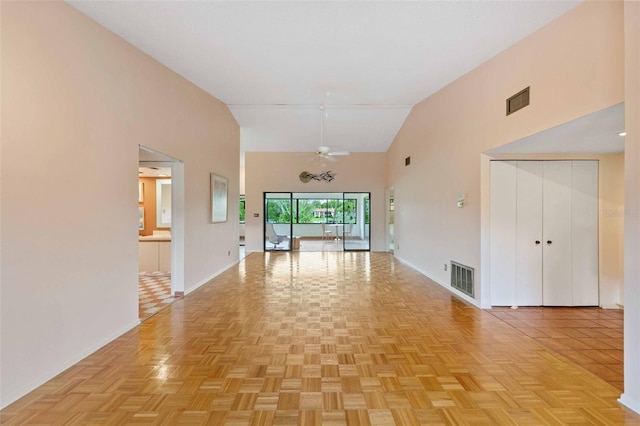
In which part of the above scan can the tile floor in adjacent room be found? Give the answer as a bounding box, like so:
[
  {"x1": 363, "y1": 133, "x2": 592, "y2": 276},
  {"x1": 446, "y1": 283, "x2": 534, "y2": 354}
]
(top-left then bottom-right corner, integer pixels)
[
  {"x1": 1, "y1": 252, "x2": 637, "y2": 425},
  {"x1": 138, "y1": 271, "x2": 178, "y2": 321},
  {"x1": 488, "y1": 306, "x2": 624, "y2": 391}
]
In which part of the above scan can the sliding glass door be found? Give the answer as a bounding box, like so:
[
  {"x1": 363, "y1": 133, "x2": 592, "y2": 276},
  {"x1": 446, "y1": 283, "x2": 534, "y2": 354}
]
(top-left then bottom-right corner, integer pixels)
[
  {"x1": 263, "y1": 192, "x2": 370, "y2": 252},
  {"x1": 343, "y1": 192, "x2": 370, "y2": 251},
  {"x1": 264, "y1": 192, "x2": 292, "y2": 251}
]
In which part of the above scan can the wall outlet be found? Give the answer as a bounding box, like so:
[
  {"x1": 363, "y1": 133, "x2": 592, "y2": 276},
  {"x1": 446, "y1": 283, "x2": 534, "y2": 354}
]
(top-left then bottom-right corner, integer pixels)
[{"x1": 444, "y1": 263, "x2": 448, "y2": 271}]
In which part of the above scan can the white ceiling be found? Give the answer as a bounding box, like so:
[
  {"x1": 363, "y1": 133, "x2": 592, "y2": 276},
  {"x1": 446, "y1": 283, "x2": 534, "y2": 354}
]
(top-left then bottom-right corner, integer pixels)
[
  {"x1": 139, "y1": 167, "x2": 172, "y2": 178},
  {"x1": 69, "y1": 0, "x2": 582, "y2": 154},
  {"x1": 488, "y1": 103, "x2": 625, "y2": 155}
]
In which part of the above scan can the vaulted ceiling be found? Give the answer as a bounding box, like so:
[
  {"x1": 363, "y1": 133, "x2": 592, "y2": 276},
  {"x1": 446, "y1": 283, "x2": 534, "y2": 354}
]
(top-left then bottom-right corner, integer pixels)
[{"x1": 69, "y1": 1, "x2": 582, "y2": 155}]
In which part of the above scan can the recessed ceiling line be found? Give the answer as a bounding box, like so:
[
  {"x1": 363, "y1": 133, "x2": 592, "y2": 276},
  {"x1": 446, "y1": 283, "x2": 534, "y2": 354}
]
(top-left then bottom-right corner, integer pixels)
[{"x1": 227, "y1": 104, "x2": 414, "y2": 109}]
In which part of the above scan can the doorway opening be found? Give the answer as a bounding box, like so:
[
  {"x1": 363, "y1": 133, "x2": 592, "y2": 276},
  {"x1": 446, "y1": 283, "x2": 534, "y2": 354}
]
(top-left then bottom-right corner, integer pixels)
[
  {"x1": 138, "y1": 145, "x2": 185, "y2": 320},
  {"x1": 386, "y1": 187, "x2": 395, "y2": 254},
  {"x1": 264, "y1": 192, "x2": 370, "y2": 252},
  {"x1": 239, "y1": 194, "x2": 247, "y2": 260}
]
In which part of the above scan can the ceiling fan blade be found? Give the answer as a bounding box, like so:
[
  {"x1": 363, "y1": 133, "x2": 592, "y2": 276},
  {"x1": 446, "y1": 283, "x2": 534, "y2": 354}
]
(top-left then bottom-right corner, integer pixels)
[{"x1": 329, "y1": 151, "x2": 350, "y2": 156}]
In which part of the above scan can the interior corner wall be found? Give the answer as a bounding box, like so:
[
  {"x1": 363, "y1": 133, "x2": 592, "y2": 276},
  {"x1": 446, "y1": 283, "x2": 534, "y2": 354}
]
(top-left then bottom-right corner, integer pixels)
[
  {"x1": 0, "y1": 2, "x2": 239, "y2": 408},
  {"x1": 620, "y1": 0, "x2": 640, "y2": 415},
  {"x1": 244, "y1": 152, "x2": 386, "y2": 252},
  {"x1": 385, "y1": 1, "x2": 624, "y2": 307}
]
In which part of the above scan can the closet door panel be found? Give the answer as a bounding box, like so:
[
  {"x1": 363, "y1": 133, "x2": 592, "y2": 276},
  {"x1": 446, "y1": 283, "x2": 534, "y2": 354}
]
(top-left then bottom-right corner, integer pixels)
[
  {"x1": 516, "y1": 161, "x2": 543, "y2": 305},
  {"x1": 571, "y1": 161, "x2": 599, "y2": 306},
  {"x1": 542, "y1": 161, "x2": 573, "y2": 306},
  {"x1": 490, "y1": 161, "x2": 517, "y2": 306}
]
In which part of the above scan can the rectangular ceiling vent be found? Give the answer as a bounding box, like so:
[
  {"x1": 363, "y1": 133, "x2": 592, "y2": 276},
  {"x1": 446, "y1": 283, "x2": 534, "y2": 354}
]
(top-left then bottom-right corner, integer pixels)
[
  {"x1": 506, "y1": 86, "x2": 530, "y2": 116},
  {"x1": 451, "y1": 261, "x2": 474, "y2": 298}
]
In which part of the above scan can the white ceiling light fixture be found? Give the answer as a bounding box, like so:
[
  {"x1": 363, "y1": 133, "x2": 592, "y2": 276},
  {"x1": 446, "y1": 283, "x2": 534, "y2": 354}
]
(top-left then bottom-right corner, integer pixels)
[
  {"x1": 314, "y1": 106, "x2": 350, "y2": 162},
  {"x1": 618, "y1": 131, "x2": 627, "y2": 136},
  {"x1": 138, "y1": 167, "x2": 172, "y2": 177}
]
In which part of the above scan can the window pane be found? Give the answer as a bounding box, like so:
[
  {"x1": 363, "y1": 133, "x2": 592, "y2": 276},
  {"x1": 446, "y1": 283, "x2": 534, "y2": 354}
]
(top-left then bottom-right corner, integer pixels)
[
  {"x1": 343, "y1": 199, "x2": 357, "y2": 224},
  {"x1": 266, "y1": 199, "x2": 292, "y2": 224},
  {"x1": 329, "y1": 199, "x2": 343, "y2": 223},
  {"x1": 298, "y1": 199, "x2": 327, "y2": 223},
  {"x1": 365, "y1": 198, "x2": 370, "y2": 224}
]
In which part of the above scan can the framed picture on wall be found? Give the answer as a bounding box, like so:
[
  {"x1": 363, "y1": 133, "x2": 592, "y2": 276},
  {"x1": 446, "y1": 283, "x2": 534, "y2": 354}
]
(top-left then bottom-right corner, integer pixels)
[
  {"x1": 138, "y1": 206, "x2": 145, "y2": 230},
  {"x1": 211, "y1": 173, "x2": 228, "y2": 223},
  {"x1": 138, "y1": 181, "x2": 144, "y2": 202}
]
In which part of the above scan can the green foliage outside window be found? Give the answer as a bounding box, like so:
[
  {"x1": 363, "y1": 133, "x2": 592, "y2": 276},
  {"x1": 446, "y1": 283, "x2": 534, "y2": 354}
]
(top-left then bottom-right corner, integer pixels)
[
  {"x1": 266, "y1": 199, "x2": 292, "y2": 224},
  {"x1": 364, "y1": 198, "x2": 370, "y2": 224},
  {"x1": 265, "y1": 198, "x2": 357, "y2": 224},
  {"x1": 239, "y1": 196, "x2": 246, "y2": 223},
  {"x1": 343, "y1": 199, "x2": 357, "y2": 224}
]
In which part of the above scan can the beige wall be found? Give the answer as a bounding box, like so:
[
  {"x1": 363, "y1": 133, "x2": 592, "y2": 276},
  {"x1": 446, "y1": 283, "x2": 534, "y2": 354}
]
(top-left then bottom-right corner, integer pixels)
[
  {"x1": 622, "y1": 0, "x2": 640, "y2": 413},
  {"x1": 386, "y1": 1, "x2": 624, "y2": 307},
  {"x1": 245, "y1": 152, "x2": 386, "y2": 252},
  {"x1": 1, "y1": 2, "x2": 239, "y2": 408}
]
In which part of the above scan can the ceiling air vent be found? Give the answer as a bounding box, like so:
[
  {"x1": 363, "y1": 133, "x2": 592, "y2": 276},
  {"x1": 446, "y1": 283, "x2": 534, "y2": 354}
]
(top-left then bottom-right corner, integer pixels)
[{"x1": 506, "y1": 86, "x2": 530, "y2": 116}]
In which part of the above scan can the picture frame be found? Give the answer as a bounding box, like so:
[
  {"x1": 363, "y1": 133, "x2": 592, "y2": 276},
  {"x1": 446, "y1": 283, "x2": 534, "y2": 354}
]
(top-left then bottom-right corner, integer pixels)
[
  {"x1": 138, "y1": 206, "x2": 145, "y2": 230},
  {"x1": 211, "y1": 173, "x2": 228, "y2": 223},
  {"x1": 138, "y1": 181, "x2": 144, "y2": 202}
]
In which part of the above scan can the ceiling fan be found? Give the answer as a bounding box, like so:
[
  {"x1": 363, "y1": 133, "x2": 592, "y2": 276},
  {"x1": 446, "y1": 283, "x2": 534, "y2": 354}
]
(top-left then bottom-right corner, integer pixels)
[
  {"x1": 315, "y1": 145, "x2": 350, "y2": 161},
  {"x1": 313, "y1": 106, "x2": 350, "y2": 162}
]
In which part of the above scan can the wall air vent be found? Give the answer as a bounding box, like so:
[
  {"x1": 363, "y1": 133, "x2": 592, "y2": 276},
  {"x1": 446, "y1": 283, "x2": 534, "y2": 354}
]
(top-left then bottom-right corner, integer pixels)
[
  {"x1": 506, "y1": 86, "x2": 530, "y2": 116},
  {"x1": 451, "y1": 261, "x2": 474, "y2": 297}
]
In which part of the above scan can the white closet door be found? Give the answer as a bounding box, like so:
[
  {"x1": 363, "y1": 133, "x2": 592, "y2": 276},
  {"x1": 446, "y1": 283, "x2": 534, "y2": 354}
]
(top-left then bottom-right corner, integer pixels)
[
  {"x1": 571, "y1": 161, "x2": 599, "y2": 305},
  {"x1": 516, "y1": 161, "x2": 543, "y2": 305},
  {"x1": 542, "y1": 161, "x2": 573, "y2": 306},
  {"x1": 490, "y1": 161, "x2": 517, "y2": 306}
]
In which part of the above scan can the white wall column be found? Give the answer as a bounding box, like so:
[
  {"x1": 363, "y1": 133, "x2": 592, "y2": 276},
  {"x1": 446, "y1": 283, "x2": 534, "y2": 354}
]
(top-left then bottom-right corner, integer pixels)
[{"x1": 620, "y1": 0, "x2": 640, "y2": 414}]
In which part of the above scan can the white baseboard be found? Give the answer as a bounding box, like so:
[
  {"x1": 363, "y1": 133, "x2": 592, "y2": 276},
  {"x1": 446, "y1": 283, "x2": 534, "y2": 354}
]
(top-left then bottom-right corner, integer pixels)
[
  {"x1": 185, "y1": 260, "x2": 240, "y2": 296},
  {"x1": 395, "y1": 255, "x2": 480, "y2": 308},
  {"x1": 601, "y1": 303, "x2": 623, "y2": 310},
  {"x1": 0, "y1": 318, "x2": 140, "y2": 410},
  {"x1": 619, "y1": 394, "x2": 640, "y2": 415}
]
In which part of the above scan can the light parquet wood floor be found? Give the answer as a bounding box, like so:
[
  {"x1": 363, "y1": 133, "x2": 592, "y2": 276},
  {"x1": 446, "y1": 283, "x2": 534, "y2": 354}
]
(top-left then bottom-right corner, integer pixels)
[{"x1": 2, "y1": 252, "x2": 638, "y2": 425}]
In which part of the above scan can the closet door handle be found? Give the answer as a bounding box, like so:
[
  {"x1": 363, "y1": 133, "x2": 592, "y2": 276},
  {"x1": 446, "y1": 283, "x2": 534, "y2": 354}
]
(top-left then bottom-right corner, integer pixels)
[
  {"x1": 535, "y1": 240, "x2": 541, "y2": 245},
  {"x1": 547, "y1": 240, "x2": 552, "y2": 245}
]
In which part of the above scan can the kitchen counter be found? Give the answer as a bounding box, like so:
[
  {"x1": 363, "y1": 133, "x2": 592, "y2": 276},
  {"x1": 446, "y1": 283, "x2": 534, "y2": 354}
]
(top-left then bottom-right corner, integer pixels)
[
  {"x1": 139, "y1": 236, "x2": 171, "y2": 272},
  {"x1": 139, "y1": 235, "x2": 171, "y2": 242}
]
